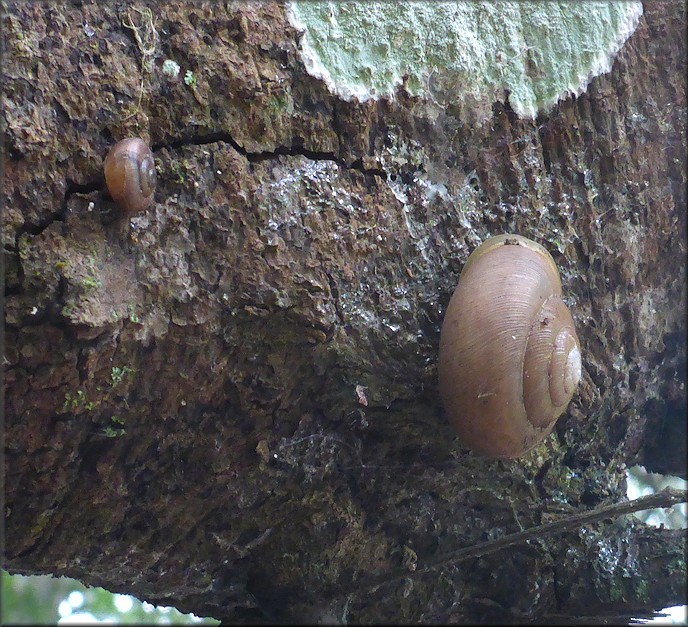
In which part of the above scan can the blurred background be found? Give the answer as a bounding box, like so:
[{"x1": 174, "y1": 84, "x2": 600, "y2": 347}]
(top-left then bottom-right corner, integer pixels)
[{"x1": 0, "y1": 572, "x2": 219, "y2": 624}]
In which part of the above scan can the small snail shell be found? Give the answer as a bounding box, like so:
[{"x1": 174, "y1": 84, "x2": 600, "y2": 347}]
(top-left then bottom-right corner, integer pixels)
[
  {"x1": 438, "y1": 234, "x2": 582, "y2": 459},
  {"x1": 104, "y1": 138, "x2": 156, "y2": 215}
]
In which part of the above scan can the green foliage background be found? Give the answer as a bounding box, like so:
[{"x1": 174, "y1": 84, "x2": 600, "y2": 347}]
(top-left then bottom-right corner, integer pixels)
[{"x1": 1, "y1": 571, "x2": 220, "y2": 625}]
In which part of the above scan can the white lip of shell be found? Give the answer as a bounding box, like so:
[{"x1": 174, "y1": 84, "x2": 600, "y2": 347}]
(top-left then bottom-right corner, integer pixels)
[{"x1": 564, "y1": 345, "x2": 582, "y2": 393}]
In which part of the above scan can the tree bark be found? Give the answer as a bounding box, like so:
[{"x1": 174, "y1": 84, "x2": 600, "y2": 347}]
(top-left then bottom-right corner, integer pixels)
[{"x1": 3, "y1": 1, "x2": 686, "y2": 623}]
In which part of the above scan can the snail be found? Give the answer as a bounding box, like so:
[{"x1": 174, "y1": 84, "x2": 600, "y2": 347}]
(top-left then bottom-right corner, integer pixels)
[
  {"x1": 438, "y1": 234, "x2": 582, "y2": 459},
  {"x1": 104, "y1": 138, "x2": 156, "y2": 215}
]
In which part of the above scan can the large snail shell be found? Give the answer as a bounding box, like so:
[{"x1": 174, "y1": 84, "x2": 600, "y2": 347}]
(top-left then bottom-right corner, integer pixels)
[
  {"x1": 438, "y1": 234, "x2": 582, "y2": 459},
  {"x1": 104, "y1": 138, "x2": 156, "y2": 215}
]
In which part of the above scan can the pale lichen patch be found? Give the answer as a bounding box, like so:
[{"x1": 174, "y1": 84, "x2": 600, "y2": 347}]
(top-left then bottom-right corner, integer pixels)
[{"x1": 288, "y1": 1, "x2": 643, "y2": 120}]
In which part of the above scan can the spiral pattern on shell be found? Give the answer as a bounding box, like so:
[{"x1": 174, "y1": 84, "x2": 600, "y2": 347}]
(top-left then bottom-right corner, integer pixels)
[
  {"x1": 104, "y1": 138, "x2": 156, "y2": 215},
  {"x1": 438, "y1": 234, "x2": 582, "y2": 459}
]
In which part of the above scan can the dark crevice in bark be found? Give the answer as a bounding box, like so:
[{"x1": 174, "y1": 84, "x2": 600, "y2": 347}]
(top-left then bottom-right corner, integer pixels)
[
  {"x1": 533, "y1": 458, "x2": 553, "y2": 499},
  {"x1": 323, "y1": 269, "x2": 345, "y2": 329},
  {"x1": 4, "y1": 285, "x2": 22, "y2": 297},
  {"x1": 550, "y1": 549, "x2": 564, "y2": 615},
  {"x1": 13, "y1": 209, "x2": 66, "y2": 255},
  {"x1": 154, "y1": 131, "x2": 388, "y2": 179},
  {"x1": 15, "y1": 179, "x2": 100, "y2": 246},
  {"x1": 4, "y1": 243, "x2": 23, "y2": 297},
  {"x1": 66, "y1": 179, "x2": 103, "y2": 197}
]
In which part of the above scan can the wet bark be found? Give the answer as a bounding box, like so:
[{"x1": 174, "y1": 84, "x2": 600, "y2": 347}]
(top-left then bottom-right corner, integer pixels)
[{"x1": 3, "y1": 1, "x2": 686, "y2": 623}]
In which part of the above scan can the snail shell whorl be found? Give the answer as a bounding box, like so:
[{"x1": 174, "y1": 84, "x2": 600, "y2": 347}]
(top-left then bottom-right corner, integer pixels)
[
  {"x1": 104, "y1": 138, "x2": 156, "y2": 215},
  {"x1": 438, "y1": 234, "x2": 582, "y2": 459}
]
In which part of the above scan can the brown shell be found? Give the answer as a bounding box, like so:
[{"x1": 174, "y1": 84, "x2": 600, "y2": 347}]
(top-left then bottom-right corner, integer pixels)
[
  {"x1": 438, "y1": 234, "x2": 582, "y2": 459},
  {"x1": 104, "y1": 138, "x2": 156, "y2": 215}
]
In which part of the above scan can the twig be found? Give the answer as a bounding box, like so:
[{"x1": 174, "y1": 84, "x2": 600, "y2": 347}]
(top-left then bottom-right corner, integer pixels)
[{"x1": 350, "y1": 488, "x2": 686, "y2": 596}]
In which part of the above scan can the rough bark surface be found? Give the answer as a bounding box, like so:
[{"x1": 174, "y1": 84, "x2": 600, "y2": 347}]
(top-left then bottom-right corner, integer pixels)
[{"x1": 3, "y1": 1, "x2": 686, "y2": 623}]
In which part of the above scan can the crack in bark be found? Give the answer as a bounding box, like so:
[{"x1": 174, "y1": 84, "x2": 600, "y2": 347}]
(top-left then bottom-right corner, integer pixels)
[
  {"x1": 156, "y1": 131, "x2": 387, "y2": 179},
  {"x1": 324, "y1": 270, "x2": 345, "y2": 330},
  {"x1": 14, "y1": 208, "x2": 67, "y2": 242}
]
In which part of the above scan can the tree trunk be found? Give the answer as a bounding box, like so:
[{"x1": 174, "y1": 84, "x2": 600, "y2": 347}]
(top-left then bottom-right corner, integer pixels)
[{"x1": 3, "y1": 1, "x2": 685, "y2": 623}]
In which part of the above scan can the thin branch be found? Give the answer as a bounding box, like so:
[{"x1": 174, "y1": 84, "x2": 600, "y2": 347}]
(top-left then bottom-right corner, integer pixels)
[{"x1": 351, "y1": 488, "x2": 686, "y2": 596}]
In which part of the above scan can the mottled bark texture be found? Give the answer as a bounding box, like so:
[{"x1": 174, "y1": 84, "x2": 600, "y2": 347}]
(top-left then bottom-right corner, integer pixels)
[{"x1": 3, "y1": 1, "x2": 686, "y2": 623}]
